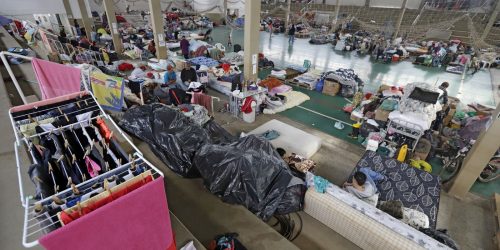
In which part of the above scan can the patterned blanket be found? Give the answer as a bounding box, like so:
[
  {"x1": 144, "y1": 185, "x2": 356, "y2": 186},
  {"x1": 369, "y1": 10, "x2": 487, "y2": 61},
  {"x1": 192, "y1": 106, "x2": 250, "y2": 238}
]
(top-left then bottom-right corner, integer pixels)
[{"x1": 351, "y1": 151, "x2": 441, "y2": 229}]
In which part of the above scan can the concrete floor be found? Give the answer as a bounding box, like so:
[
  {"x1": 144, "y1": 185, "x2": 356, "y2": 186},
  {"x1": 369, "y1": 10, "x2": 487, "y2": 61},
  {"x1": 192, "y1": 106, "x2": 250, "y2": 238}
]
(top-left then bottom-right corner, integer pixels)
[
  {"x1": 0, "y1": 26, "x2": 497, "y2": 250},
  {"x1": 211, "y1": 26, "x2": 496, "y2": 107}
]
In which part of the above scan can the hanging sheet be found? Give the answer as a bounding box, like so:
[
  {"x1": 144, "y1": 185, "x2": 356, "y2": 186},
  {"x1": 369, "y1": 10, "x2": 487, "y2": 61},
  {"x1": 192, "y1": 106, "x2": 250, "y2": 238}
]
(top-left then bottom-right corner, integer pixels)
[
  {"x1": 39, "y1": 177, "x2": 175, "y2": 250},
  {"x1": 32, "y1": 58, "x2": 82, "y2": 99}
]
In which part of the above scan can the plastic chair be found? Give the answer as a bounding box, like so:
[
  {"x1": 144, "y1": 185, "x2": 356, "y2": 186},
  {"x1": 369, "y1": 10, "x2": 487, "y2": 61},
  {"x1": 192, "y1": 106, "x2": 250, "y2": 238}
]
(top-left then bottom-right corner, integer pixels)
[{"x1": 303, "y1": 59, "x2": 311, "y2": 70}]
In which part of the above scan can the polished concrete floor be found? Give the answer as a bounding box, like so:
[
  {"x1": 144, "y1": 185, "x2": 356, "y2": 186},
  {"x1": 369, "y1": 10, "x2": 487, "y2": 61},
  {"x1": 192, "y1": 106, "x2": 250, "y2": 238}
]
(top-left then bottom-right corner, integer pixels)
[{"x1": 211, "y1": 26, "x2": 496, "y2": 107}]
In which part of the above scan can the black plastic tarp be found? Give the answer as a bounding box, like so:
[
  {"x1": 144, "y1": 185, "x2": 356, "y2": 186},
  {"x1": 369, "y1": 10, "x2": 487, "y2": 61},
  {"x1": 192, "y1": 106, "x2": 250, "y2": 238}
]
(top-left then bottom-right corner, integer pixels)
[
  {"x1": 120, "y1": 104, "x2": 304, "y2": 219},
  {"x1": 119, "y1": 104, "x2": 211, "y2": 177},
  {"x1": 193, "y1": 135, "x2": 295, "y2": 221}
]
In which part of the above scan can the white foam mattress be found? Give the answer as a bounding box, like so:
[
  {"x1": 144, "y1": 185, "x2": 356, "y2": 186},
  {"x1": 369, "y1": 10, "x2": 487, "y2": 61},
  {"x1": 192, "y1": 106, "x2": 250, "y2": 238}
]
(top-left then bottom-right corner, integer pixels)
[{"x1": 248, "y1": 119, "x2": 321, "y2": 158}]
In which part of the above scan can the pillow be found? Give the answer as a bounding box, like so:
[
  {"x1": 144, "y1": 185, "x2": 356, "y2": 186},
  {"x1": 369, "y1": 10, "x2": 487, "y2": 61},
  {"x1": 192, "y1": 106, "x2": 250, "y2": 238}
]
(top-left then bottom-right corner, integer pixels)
[{"x1": 402, "y1": 207, "x2": 430, "y2": 229}]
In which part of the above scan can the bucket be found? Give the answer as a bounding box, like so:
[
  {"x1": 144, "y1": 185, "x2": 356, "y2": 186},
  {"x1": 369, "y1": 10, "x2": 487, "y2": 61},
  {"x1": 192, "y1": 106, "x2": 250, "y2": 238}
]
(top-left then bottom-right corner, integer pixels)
[{"x1": 242, "y1": 101, "x2": 257, "y2": 123}]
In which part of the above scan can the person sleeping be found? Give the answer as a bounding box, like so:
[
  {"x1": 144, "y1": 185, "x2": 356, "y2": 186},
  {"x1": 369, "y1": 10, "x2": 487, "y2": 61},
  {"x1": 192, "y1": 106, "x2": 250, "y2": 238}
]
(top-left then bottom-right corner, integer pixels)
[{"x1": 343, "y1": 171, "x2": 379, "y2": 206}]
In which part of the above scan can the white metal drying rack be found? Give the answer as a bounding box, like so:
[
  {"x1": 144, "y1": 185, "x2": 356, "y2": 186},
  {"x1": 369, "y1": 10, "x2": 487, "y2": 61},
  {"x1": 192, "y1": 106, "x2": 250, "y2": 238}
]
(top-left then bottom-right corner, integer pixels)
[
  {"x1": 8, "y1": 91, "x2": 164, "y2": 248},
  {"x1": 2, "y1": 51, "x2": 164, "y2": 247}
]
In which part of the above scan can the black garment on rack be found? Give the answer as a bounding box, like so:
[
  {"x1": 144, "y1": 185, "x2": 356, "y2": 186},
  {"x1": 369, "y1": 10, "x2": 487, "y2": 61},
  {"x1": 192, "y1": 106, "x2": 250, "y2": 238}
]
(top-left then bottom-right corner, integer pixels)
[{"x1": 29, "y1": 146, "x2": 56, "y2": 199}]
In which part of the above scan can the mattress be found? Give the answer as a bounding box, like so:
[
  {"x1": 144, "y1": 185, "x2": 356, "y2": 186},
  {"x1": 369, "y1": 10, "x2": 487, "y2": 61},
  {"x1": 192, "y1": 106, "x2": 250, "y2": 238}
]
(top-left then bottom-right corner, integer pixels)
[
  {"x1": 350, "y1": 151, "x2": 441, "y2": 229},
  {"x1": 248, "y1": 119, "x2": 321, "y2": 159},
  {"x1": 207, "y1": 76, "x2": 232, "y2": 96},
  {"x1": 304, "y1": 183, "x2": 450, "y2": 250},
  {"x1": 263, "y1": 91, "x2": 310, "y2": 115}
]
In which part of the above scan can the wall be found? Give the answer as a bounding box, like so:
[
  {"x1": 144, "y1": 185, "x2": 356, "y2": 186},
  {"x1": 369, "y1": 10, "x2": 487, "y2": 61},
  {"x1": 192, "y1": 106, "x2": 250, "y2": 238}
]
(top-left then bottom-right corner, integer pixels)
[
  {"x1": 0, "y1": 0, "x2": 67, "y2": 16},
  {"x1": 370, "y1": 0, "x2": 421, "y2": 9}
]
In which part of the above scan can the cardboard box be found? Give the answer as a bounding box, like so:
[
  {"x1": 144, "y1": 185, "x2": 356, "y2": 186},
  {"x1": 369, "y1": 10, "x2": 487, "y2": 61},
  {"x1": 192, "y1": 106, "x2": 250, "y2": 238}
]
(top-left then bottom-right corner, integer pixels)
[
  {"x1": 443, "y1": 108, "x2": 456, "y2": 126},
  {"x1": 375, "y1": 109, "x2": 391, "y2": 122}
]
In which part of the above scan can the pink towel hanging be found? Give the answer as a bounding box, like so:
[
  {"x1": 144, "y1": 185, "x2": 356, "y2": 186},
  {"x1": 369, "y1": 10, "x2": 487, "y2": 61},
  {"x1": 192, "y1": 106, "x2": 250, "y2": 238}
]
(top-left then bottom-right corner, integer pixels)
[{"x1": 32, "y1": 58, "x2": 82, "y2": 99}]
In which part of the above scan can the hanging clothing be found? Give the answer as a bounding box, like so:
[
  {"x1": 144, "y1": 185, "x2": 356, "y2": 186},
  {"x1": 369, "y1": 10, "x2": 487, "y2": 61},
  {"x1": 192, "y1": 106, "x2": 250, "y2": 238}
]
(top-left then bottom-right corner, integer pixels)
[
  {"x1": 191, "y1": 92, "x2": 212, "y2": 114},
  {"x1": 32, "y1": 58, "x2": 82, "y2": 99},
  {"x1": 241, "y1": 97, "x2": 254, "y2": 114}
]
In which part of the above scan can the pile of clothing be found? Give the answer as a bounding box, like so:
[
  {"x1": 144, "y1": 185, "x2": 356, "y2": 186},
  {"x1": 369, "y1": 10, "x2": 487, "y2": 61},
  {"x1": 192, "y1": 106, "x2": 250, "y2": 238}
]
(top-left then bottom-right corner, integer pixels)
[
  {"x1": 220, "y1": 52, "x2": 244, "y2": 65},
  {"x1": 397, "y1": 82, "x2": 441, "y2": 128}
]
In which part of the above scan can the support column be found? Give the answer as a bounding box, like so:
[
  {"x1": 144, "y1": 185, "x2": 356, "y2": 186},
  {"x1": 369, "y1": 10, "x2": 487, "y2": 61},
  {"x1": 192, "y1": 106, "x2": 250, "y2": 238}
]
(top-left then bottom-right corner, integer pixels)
[
  {"x1": 448, "y1": 104, "x2": 500, "y2": 197},
  {"x1": 393, "y1": 0, "x2": 408, "y2": 40},
  {"x1": 77, "y1": 0, "x2": 94, "y2": 38},
  {"x1": 481, "y1": 0, "x2": 500, "y2": 42},
  {"x1": 62, "y1": 0, "x2": 75, "y2": 36},
  {"x1": 103, "y1": 0, "x2": 123, "y2": 53},
  {"x1": 365, "y1": 0, "x2": 370, "y2": 7},
  {"x1": 285, "y1": 0, "x2": 292, "y2": 30},
  {"x1": 329, "y1": 0, "x2": 340, "y2": 32},
  {"x1": 223, "y1": 0, "x2": 228, "y2": 17},
  {"x1": 243, "y1": 0, "x2": 261, "y2": 81},
  {"x1": 149, "y1": 0, "x2": 167, "y2": 59}
]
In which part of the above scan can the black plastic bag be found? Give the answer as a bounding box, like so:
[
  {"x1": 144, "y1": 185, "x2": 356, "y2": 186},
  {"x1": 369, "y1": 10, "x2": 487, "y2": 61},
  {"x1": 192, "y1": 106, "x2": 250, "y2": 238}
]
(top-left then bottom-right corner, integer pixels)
[
  {"x1": 194, "y1": 135, "x2": 293, "y2": 221},
  {"x1": 275, "y1": 177, "x2": 306, "y2": 215},
  {"x1": 203, "y1": 120, "x2": 236, "y2": 144},
  {"x1": 119, "y1": 104, "x2": 211, "y2": 177}
]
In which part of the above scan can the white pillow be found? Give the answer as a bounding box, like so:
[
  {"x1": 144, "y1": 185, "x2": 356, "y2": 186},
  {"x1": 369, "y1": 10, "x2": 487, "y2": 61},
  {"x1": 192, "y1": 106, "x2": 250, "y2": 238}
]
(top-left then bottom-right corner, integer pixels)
[{"x1": 401, "y1": 207, "x2": 430, "y2": 229}]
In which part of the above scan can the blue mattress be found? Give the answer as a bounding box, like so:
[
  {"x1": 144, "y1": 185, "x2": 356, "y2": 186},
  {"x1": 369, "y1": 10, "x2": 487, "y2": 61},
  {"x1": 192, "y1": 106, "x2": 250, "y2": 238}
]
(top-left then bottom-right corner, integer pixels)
[{"x1": 351, "y1": 151, "x2": 441, "y2": 229}]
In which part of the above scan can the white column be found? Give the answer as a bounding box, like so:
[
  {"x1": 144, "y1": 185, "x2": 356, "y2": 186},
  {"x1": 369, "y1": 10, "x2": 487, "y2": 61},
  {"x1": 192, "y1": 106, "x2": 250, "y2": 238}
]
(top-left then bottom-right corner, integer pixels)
[
  {"x1": 243, "y1": 0, "x2": 261, "y2": 81},
  {"x1": 393, "y1": 0, "x2": 408, "y2": 40},
  {"x1": 103, "y1": 0, "x2": 123, "y2": 53},
  {"x1": 149, "y1": 0, "x2": 167, "y2": 59}
]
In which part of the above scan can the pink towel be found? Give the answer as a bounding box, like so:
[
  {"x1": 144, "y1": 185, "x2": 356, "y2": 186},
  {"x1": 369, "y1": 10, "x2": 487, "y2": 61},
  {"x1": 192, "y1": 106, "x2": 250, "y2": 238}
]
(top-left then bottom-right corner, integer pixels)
[
  {"x1": 39, "y1": 177, "x2": 175, "y2": 250},
  {"x1": 32, "y1": 58, "x2": 82, "y2": 99}
]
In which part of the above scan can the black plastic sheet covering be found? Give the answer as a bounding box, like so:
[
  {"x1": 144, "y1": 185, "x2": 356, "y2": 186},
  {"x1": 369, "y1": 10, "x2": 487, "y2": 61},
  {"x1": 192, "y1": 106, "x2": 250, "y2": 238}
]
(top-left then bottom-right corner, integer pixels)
[
  {"x1": 120, "y1": 104, "x2": 304, "y2": 219},
  {"x1": 193, "y1": 135, "x2": 295, "y2": 221},
  {"x1": 119, "y1": 104, "x2": 211, "y2": 177},
  {"x1": 202, "y1": 120, "x2": 236, "y2": 144},
  {"x1": 275, "y1": 177, "x2": 306, "y2": 215}
]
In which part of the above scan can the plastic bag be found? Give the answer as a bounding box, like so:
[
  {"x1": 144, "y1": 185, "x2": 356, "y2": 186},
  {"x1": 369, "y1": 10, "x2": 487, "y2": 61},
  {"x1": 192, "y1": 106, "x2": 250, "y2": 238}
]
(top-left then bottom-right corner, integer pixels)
[
  {"x1": 119, "y1": 104, "x2": 212, "y2": 177},
  {"x1": 193, "y1": 135, "x2": 294, "y2": 221},
  {"x1": 275, "y1": 178, "x2": 306, "y2": 215},
  {"x1": 315, "y1": 78, "x2": 324, "y2": 92}
]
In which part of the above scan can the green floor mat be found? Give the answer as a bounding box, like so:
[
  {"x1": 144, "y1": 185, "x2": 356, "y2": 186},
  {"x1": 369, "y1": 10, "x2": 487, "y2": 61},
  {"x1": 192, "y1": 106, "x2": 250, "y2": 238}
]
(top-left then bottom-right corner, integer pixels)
[
  {"x1": 289, "y1": 86, "x2": 353, "y2": 124},
  {"x1": 281, "y1": 106, "x2": 358, "y2": 143}
]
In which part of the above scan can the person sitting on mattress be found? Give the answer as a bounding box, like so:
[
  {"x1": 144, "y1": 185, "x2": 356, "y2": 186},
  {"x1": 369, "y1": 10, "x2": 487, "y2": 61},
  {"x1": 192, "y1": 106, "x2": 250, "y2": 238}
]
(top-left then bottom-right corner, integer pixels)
[{"x1": 343, "y1": 171, "x2": 378, "y2": 206}]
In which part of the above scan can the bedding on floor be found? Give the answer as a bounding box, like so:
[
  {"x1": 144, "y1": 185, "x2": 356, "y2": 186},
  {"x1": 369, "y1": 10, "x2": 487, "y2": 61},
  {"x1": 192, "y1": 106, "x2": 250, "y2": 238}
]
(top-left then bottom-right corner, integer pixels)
[
  {"x1": 207, "y1": 74, "x2": 232, "y2": 96},
  {"x1": 305, "y1": 172, "x2": 449, "y2": 250},
  {"x1": 350, "y1": 151, "x2": 441, "y2": 229},
  {"x1": 263, "y1": 91, "x2": 310, "y2": 114}
]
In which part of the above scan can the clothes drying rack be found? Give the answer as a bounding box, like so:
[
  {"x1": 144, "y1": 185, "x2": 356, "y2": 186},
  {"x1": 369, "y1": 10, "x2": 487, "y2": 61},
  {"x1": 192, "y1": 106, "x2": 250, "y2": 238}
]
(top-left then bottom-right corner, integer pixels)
[{"x1": 8, "y1": 91, "x2": 164, "y2": 248}]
